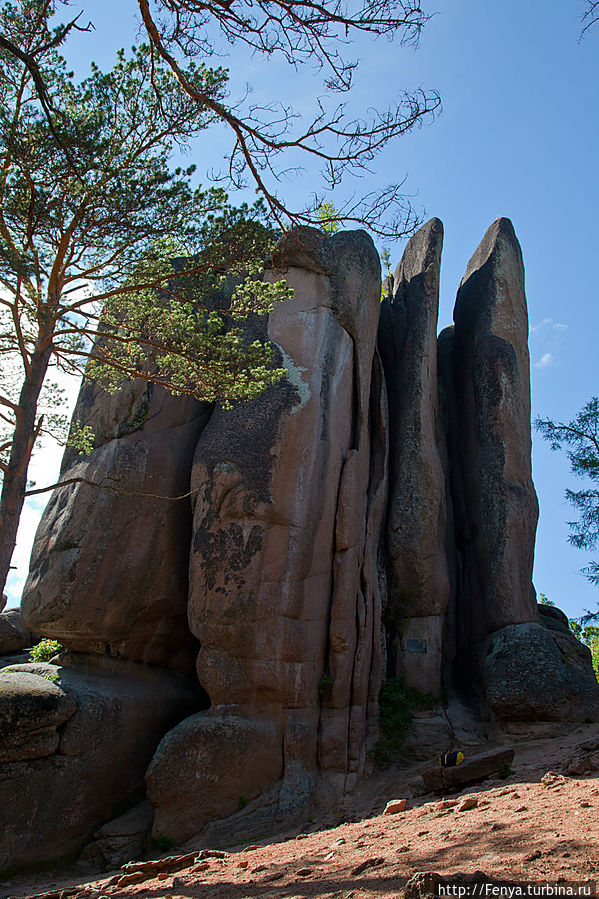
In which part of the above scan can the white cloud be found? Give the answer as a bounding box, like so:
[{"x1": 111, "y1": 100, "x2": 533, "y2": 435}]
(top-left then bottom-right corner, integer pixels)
[
  {"x1": 534, "y1": 352, "x2": 554, "y2": 369},
  {"x1": 531, "y1": 317, "x2": 568, "y2": 335},
  {"x1": 531, "y1": 317, "x2": 554, "y2": 334},
  {"x1": 530, "y1": 318, "x2": 567, "y2": 371}
]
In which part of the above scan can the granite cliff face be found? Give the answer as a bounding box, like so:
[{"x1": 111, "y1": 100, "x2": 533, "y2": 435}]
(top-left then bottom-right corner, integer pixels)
[{"x1": 2, "y1": 219, "x2": 598, "y2": 874}]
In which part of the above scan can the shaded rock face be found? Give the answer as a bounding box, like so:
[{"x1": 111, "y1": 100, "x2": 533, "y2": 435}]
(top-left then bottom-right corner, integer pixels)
[
  {"x1": 440, "y1": 219, "x2": 539, "y2": 660},
  {"x1": 147, "y1": 229, "x2": 387, "y2": 842},
  {"x1": 378, "y1": 218, "x2": 450, "y2": 695},
  {"x1": 0, "y1": 654, "x2": 203, "y2": 874},
  {"x1": 21, "y1": 380, "x2": 211, "y2": 673}
]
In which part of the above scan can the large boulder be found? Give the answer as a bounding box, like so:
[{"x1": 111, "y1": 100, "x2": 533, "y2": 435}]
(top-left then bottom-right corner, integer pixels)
[
  {"x1": 0, "y1": 653, "x2": 204, "y2": 874},
  {"x1": 147, "y1": 713, "x2": 283, "y2": 842},
  {"x1": 147, "y1": 229, "x2": 387, "y2": 842},
  {"x1": 480, "y1": 622, "x2": 599, "y2": 722},
  {"x1": 378, "y1": 218, "x2": 450, "y2": 695},
  {"x1": 443, "y1": 218, "x2": 539, "y2": 649},
  {"x1": 0, "y1": 609, "x2": 33, "y2": 655},
  {"x1": 0, "y1": 670, "x2": 77, "y2": 762},
  {"x1": 21, "y1": 380, "x2": 211, "y2": 673}
]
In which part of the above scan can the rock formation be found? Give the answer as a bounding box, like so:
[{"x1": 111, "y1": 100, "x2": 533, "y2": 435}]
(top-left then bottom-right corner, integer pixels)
[
  {"x1": 442, "y1": 218, "x2": 539, "y2": 654},
  {"x1": 147, "y1": 228, "x2": 387, "y2": 842},
  {"x1": 0, "y1": 654, "x2": 202, "y2": 873},
  {"x1": 378, "y1": 218, "x2": 450, "y2": 696},
  {"x1": 0, "y1": 608, "x2": 35, "y2": 655},
  {"x1": 1, "y1": 218, "x2": 598, "y2": 875},
  {"x1": 21, "y1": 380, "x2": 211, "y2": 673}
]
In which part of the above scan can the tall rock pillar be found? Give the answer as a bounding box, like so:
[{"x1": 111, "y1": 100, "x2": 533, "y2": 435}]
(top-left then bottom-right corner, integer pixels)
[
  {"x1": 446, "y1": 217, "x2": 539, "y2": 651},
  {"x1": 378, "y1": 218, "x2": 450, "y2": 696}
]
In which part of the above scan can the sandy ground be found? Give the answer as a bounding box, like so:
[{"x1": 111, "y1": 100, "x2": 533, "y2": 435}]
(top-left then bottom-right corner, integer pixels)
[{"x1": 3, "y1": 723, "x2": 599, "y2": 899}]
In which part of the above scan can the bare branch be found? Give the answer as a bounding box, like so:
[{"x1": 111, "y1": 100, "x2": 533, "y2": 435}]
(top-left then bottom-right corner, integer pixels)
[{"x1": 581, "y1": 0, "x2": 599, "y2": 38}]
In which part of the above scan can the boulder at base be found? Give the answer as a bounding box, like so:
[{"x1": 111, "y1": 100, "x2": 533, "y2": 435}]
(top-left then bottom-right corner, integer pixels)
[
  {"x1": 147, "y1": 713, "x2": 283, "y2": 842},
  {"x1": 422, "y1": 746, "x2": 515, "y2": 793},
  {"x1": 481, "y1": 622, "x2": 599, "y2": 723},
  {"x1": 0, "y1": 654, "x2": 203, "y2": 874}
]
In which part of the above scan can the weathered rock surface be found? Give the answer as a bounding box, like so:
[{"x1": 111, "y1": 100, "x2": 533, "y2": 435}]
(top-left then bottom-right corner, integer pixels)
[
  {"x1": 421, "y1": 745, "x2": 514, "y2": 793},
  {"x1": 0, "y1": 654, "x2": 203, "y2": 874},
  {"x1": 378, "y1": 219, "x2": 449, "y2": 695},
  {"x1": 481, "y1": 623, "x2": 599, "y2": 722},
  {"x1": 21, "y1": 382, "x2": 211, "y2": 672},
  {"x1": 0, "y1": 594, "x2": 6, "y2": 613},
  {"x1": 378, "y1": 221, "x2": 449, "y2": 694},
  {"x1": 537, "y1": 602, "x2": 571, "y2": 636},
  {"x1": 0, "y1": 670, "x2": 77, "y2": 762},
  {"x1": 78, "y1": 801, "x2": 154, "y2": 871},
  {"x1": 8, "y1": 219, "x2": 597, "y2": 870},
  {"x1": 147, "y1": 229, "x2": 386, "y2": 842},
  {"x1": 0, "y1": 609, "x2": 33, "y2": 655},
  {"x1": 147, "y1": 713, "x2": 283, "y2": 842},
  {"x1": 442, "y1": 218, "x2": 539, "y2": 650}
]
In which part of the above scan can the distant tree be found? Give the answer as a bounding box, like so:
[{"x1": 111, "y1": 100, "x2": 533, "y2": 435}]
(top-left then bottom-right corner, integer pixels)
[
  {"x1": 0, "y1": 0, "x2": 291, "y2": 598},
  {"x1": 536, "y1": 398, "x2": 599, "y2": 617},
  {"x1": 569, "y1": 620, "x2": 599, "y2": 682},
  {"x1": 316, "y1": 202, "x2": 340, "y2": 235}
]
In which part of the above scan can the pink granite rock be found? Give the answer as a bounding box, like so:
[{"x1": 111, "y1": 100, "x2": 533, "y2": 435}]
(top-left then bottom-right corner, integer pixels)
[{"x1": 147, "y1": 229, "x2": 387, "y2": 840}]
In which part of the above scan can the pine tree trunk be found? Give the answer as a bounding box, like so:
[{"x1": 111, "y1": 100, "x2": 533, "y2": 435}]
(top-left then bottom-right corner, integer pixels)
[{"x1": 0, "y1": 342, "x2": 52, "y2": 599}]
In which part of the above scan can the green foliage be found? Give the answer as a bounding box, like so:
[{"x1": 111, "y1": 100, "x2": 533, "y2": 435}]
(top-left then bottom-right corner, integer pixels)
[
  {"x1": 569, "y1": 620, "x2": 599, "y2": 682},
  {"x1": 316, "y1": 202, "x2": 340, "y2": 234},
  {"x1": 152, "y1": 834, "x2": 176, "y2": 853},
  {"x1": 238, "y1": 795, "x2": 248, "y2": 809},
  {"x1": 539, "y1": 593, "x2": 555, "y2": 606},
  {"x1": 536, "y1": 398, "x2": 599, "y2": 605},
  {"x1": 68, "y1": 421, "x2": 95, "y2": 456},
  {"x1": 373, "y1": 676, "x2": 436, "y2": 766},
  {"x1": 381, "y1": 248, "x2": 393, "y2": 278},
  {"x1": 29, "y1": 639, "x2": 63, "y2": 662},
  {"x1": 318, "y1": 670, "x2": 335, "y2": 695}
]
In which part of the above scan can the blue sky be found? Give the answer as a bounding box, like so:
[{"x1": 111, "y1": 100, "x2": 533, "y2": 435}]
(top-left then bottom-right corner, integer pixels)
[{"x1": 5, "y1": 0, "x2": 599, "y2": 620}]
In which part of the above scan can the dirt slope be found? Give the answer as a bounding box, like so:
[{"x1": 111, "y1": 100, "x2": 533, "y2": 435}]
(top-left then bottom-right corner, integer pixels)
[{"x1": 3, "y1": 724, "x2": 598, "y2": 899}]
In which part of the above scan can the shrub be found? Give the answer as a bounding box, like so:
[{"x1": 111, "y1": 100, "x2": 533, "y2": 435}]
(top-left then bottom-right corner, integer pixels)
[
  {"x1": 372, "y1": 676, "x2": 436, "y2": 766},
  {"x1": 29, "y1": 639, "x2": 64, "y2": 663}
]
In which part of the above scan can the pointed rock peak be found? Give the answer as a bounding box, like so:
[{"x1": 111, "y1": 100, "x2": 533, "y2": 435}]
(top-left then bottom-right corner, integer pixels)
[
  {"x1": 392, "y1": 217, "x2": 443, "y2": 293},
  {"x1": 459, "y1": 217, "x2": 522, "y2": 291}
]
